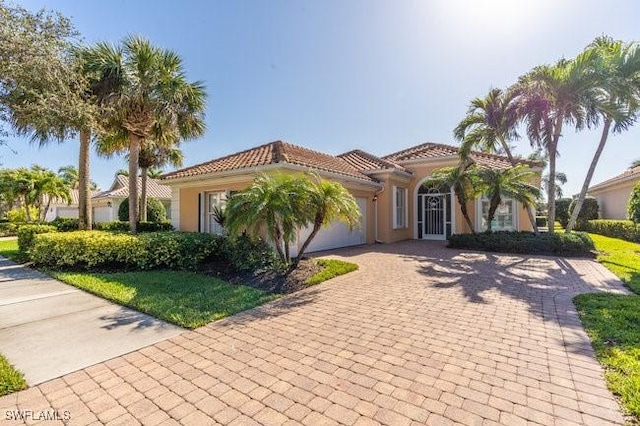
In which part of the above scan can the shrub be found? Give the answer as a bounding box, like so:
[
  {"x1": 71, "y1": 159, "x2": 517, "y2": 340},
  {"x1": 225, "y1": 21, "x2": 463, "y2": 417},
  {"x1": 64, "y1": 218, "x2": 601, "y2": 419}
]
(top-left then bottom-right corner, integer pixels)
[
  {"x1": 6, "y1": 207, "x2": 39, "y2": 223},
  {"x1": 118, "y1": 198, "x2": 167, "y2": 222},
  {"x1": 0, "y1": 222, "x2": 22, "y2": 237},
  {"x1": 222, "y1": 235, "x2": 283, "y2": 272},
  {"x1": 583, "y1": 219, "x2": 640, "y2": 243},
  {"x1": 139, "y1": 232, "x2": 222, "y2": 270},
  {"x1": 569, "y1": 197, "x2": 599, "y2": 230},
  {"x1": 448, "y1": 231, "x2": 594, "y2": 257},
  {"x1": 30, "y1": 231, "x2": 146, "y2": 270},
  {"x1": 50, "y1": 217, "x2": 79, "y2": 232},
  {"x1": 535, "y1": 216, "x2": 548, "y2": 228},
  {"x1": 17, "y1": 224, "x2": 57, "y2": 254},
  {"x1": 94, "y1": 221, "x2": 173, "y2": 233},
  {"x1": 628, "y1": 181, "x2": 640, "y2": 223},
  {"x1": 555, "y1": 198, "x2": 573, "y2": 228}
]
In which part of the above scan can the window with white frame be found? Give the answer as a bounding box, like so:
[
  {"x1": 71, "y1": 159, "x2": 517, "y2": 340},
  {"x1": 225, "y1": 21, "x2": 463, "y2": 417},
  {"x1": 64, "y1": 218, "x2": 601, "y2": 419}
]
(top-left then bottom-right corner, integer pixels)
[
  {"x1": 393, "y1": 186, "x2": 407, "y2": 229},
  {"x1": 207, "y1": 192, "x2": 226, "y2": 235},
  {"x1": 480, "y1": 198, "x2": 516, "y2": 231}
]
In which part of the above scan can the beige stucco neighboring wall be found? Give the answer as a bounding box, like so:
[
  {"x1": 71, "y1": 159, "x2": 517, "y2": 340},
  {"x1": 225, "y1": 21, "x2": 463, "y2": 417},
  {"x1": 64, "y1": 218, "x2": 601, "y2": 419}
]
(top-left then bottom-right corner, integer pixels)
[{"x1": 591, "y1": 179, "x2": 638, "y2": 220}]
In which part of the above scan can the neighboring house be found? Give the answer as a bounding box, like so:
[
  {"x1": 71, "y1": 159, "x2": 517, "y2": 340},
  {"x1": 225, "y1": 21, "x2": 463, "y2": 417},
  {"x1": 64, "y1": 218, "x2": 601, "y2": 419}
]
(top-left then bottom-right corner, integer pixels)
[
  {"x1": 92, "y1": 175, "x2": 172, "y2": 223},
  {"x1": 44, "y1": 189, "x2": 100, "y2": 221},
  {"x1": 588, "y1": 166, "x2": 640, "y2": 220},
  {"x1": 161, "y1": 140, "x2": 542, "y2": 255}
]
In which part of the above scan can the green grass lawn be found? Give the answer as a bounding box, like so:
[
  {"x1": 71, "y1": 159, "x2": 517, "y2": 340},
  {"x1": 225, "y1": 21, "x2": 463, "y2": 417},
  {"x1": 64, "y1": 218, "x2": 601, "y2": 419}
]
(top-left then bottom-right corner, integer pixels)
[
  {"x1": 51, "y1": 270, "x2": 279, "y2": 329},
  {"x1": 0, "y1": 354, "x2": 27, "y2": 396},
  {"x1": 574, "y1": 233, "x2": 640, "y2": 420},
  {"x1": 0, "y1": 238, "x2": 20, "y2": 262},
  {"x1": 306, "y1": 259, "x2": 358, "y2": 286}
]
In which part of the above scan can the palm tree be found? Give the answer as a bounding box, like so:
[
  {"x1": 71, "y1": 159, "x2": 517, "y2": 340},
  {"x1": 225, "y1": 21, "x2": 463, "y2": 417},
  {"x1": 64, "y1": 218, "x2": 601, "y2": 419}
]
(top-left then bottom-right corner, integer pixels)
[
  {"x1": 516, "y1": 51, "x2": 600, "y2": 233},
  {"x1": 92, "y1": 36, "x2": 206, "y2": 233},
  {"x1": 476, "y1": 165, "x2": 541, "y2": 232},
  {"x1": 57, "y1": 165, "x2": 98, "y2": 190},
  {"x1": 295, "y1": 175, "x2": 360, "y2": 263},
  {"x1": 35, "y1": 170, "x2": 72, "y2": 221},
  {"x1": 566, "y1": 37, "x2": 640, "y2": 232},
  {"x1": 422, "y1": 164, "x2": 480, "y2": 233},
  {"x1": 454, "y1": 88, "x2": 539, "y2": 232},
  {"x1": 225, "y1": 173, "x2": 307, "y2": 263},
  {"x1": 630, "y1": 159, "x2": 640, "y2": 169}
]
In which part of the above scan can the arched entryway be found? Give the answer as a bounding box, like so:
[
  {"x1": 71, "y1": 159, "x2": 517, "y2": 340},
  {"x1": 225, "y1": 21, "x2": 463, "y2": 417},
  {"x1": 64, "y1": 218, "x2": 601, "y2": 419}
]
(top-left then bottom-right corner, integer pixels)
[{"x1": 415, "y1": 182, "x2": 454, "y2": 240}]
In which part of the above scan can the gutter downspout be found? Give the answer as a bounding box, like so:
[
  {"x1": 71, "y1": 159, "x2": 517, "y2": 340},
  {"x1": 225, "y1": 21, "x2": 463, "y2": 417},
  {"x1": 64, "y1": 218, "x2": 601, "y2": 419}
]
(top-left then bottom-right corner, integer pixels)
[{"x1": 374, "y1": 184, "x2": 385, "y2": 243}]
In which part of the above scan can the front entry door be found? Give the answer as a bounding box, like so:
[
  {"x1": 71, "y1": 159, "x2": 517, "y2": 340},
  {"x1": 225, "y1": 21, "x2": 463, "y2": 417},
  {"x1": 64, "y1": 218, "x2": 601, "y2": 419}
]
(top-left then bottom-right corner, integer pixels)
[{"x1": 421, "y1": 193, "x2": 446, "y2": 239}]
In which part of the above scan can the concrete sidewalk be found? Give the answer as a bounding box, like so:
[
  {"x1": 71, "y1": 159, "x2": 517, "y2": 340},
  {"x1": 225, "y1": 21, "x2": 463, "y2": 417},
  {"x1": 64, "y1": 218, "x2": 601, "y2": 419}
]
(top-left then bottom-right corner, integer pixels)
[{"x1": 0, "y1": 257, "x2": 183, "y2": 385}]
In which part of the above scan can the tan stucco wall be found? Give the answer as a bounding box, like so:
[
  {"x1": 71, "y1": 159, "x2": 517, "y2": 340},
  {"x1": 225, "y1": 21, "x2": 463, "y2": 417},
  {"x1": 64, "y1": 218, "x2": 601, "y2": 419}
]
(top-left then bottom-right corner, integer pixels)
[{"x1": 591, "y1": 179, "x2": 638, "y2": 220}]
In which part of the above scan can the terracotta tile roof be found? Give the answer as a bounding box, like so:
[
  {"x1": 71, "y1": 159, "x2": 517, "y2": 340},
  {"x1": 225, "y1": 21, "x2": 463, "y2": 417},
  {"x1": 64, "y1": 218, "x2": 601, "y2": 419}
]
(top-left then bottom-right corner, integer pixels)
[
  {"x1": 589, "y1": 166, "x2": 640, "y2": 192},
  {"x1": 162, "y1": 141, "x2": 376, "y2": 182},
  {"x1": 93, "y1": 176, "x2": 171, "y2": 200},
  {"x1": 337, "y1": 150, "x2": 410, "y2": 174},
  {"x1": 383, "y1": 142, "x2": 542, "y2": 169}
]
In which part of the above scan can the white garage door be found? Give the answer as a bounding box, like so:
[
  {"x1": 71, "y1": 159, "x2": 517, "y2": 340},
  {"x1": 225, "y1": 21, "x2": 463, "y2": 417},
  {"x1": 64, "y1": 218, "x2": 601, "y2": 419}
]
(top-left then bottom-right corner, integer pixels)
[
  {"x1": 93, "y1": 206, "x2": 112, "y2": 223},
  {"x1": 56, "y1": 207, "x2": 78, "y2": 219},
  {"x1": 296, "y1": 197, "x2": 367, "y2": 254}
]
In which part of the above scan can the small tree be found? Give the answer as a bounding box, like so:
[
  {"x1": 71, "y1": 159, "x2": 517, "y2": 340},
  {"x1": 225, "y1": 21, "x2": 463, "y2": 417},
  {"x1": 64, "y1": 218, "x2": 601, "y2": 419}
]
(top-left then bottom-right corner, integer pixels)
[
  {"x1": 569, "y1": 197, "x2": 598, "y2": 229},
  {"x1": 118, "y1": 197, "x2": 167, "y2": 223},
  {"x1": 628, "y1": 182, "x2": 640, "y2": 223},
  {"x1": 555, "y1": 198, "x2": 573, "y2": 228},
  {"x1": 422, "y1": 164, "x2": 480, "y2": 233},
  {"x1": 476, "y1": 165, "x2": 541, "y2": 232}
]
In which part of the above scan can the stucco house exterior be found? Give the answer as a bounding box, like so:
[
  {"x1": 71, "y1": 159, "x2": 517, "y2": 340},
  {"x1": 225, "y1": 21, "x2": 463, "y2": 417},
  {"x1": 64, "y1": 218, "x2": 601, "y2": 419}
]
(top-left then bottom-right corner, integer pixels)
[
  {"x1": 588, "y1": 166, "x2": 640, "y2": 220},
  {"x1": 92, "y1": 175, "x2": 172, "y2": 223},
  {"x1": 44, "y1": 189, "x2": 99, "y2": 221},
  {"x1": 161, "y1": 140, "x2": 542, "y2": 254}
]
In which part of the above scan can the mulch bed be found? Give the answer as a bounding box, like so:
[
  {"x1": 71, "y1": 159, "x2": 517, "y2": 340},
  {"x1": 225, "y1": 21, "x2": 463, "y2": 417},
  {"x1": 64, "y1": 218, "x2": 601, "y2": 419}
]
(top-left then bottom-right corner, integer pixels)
[{"x1": 200, "y1": 258, "x2": 322, "y2": 294}]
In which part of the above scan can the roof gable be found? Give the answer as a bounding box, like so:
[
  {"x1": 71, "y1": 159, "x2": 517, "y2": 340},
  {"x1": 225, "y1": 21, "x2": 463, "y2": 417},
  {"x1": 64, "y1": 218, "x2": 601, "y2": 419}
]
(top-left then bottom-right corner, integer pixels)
[
  {"x1": 161, "y1": 141, "x2": 376, "y2": 182},
  {"x1": 93, "y1": 176, "x2": 171, "y2": 200},
  {"x1": 337, "y1": 150, "x2": 409, "y2": 174}
]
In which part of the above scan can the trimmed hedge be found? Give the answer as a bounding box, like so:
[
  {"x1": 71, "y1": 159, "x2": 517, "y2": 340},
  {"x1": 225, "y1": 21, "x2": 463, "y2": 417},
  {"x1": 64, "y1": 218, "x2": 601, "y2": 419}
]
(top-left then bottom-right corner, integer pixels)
[
  {"x1": 0, "y1": 222, "x2": 23, "y2": 237},
  {"x1": 17, "y1": 224, "x2": 57, "y2": 254},
  {"x1": 50, "y1": 217, "x2": 79, "y2": 232},
  {"x1": 448, "y1": 231, "x2": 594, "y2": 257},
  {"x1": 29, "y1": 231, "x2": 279, "y2": 272},
  {"x1": 582, "y1": 220, "x2": 640, "y2": 243},
  {"x1": 93, "y1": 221, "x2": 173, "y2": 233}
]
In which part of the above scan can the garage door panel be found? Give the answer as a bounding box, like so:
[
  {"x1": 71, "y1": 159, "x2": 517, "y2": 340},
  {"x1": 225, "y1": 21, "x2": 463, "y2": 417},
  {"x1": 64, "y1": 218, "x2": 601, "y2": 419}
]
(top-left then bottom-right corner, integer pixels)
[{"x1": 298, "y1": 197, "x2": 367, "y2": 254}]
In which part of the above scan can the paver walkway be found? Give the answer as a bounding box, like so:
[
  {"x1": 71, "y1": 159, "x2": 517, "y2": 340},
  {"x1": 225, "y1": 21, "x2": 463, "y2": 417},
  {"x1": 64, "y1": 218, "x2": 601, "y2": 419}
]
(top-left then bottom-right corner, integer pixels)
[
  {"x1": 0, "y1": 241, "x2": 630, "y2": 425},
  {"x1": 0, "y1": 257, "x2": 183, "y2": 385}
]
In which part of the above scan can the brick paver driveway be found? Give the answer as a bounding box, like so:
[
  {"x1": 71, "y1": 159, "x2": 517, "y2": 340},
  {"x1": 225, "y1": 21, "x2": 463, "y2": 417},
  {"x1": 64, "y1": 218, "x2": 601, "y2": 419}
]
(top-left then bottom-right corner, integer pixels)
[{"x1": 1, "y1": 241, "x2": 630, "y2": 425}]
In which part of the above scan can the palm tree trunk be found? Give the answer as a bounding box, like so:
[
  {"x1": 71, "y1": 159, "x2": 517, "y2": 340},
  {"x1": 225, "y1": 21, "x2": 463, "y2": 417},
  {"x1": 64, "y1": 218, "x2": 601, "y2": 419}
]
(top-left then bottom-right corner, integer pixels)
[
  {"x1": 128, "y1": 134, "x2": 140, "y2": 234},
  {"x1": 297, "y1": 219, "x2": 323, "y2": 263},
  {"x1": 78, "y1": 130, "x2": 92, "y2": 230},
  {"x1": 566, "y1": 118, "x2": 611, "y2": 232},
  {"x1": 457, "y1": 196, "x2": 476, "y2": 234},
  {"x1": 140, "y1": 167, "x2": 148, "y2": 222},
  {"x1": 42, "y1": 199, "x2": 52, "y2": 222},
  {"x1": 501, "y1": 139, "x2": 538, "y2": 234},
  {"x1": 547, "y1": 118, "x2": 564, "y2": 235},
  {"x1": 23, "y1": 196, "x2": 32, "y2": 222}
]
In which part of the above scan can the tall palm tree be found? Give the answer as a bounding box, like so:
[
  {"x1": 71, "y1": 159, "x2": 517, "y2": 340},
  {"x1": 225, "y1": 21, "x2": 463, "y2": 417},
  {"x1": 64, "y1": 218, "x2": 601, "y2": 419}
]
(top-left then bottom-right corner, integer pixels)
[
  {"x1": 422, "y1": 164, "x2": 480, "y2": 233},
  {"x1": 476, "y1": 165, "x2": 541, "y2": 232},
  {"x1": 36, "y1": 170, "x2": 72, "y2": 221},
  {"x1": 516, "y1": 51, "x2": 600, "y2": 233},
  {"x1": 295, "y1": 174, "x2": 360, "y2": 263},
  {"x1": 566, "y1": 37, "x2": 640, "y2": 232},
  {"x1": 454, "y1": 88, "x2": 539, "y2": 232},
  {"x1": 93, "y1": 36, "x2": 206, "y2": 233}
]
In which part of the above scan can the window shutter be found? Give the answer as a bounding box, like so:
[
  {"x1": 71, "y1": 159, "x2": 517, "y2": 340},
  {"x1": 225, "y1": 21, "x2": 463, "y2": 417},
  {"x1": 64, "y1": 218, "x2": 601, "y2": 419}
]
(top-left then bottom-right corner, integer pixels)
[{"x1": 198, "y1": 193, "x2": 205, "y2": 233}]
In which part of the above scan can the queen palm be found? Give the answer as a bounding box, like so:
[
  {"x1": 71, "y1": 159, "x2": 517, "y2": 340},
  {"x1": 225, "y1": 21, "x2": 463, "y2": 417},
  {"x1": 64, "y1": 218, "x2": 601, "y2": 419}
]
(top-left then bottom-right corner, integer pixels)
[
  {"x1": 516, "y1": 51, "x2": 600, "y2": 233},
  {"x1": 476, "y1": 165, "x2": 541, "y2": 232},
  {"x1": 454, "y1": 88, "x2": 538, "y2": 232},
  {"x1": 566, "y1": 37, "x2": 640, "y2": 232},
  {"x1": 295, "y1": 175, "x2": 360, "y2": 263},
  {"x1": 93, "y1": 36, "x2": 206, "y2": 233},
  {"x1": 422, "y1": 164, "x2": 480, "y2": 233}
]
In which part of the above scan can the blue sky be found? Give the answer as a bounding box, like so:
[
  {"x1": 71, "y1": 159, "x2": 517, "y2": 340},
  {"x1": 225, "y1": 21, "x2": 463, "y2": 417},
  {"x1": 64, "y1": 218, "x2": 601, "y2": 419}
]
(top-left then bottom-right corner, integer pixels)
[{"x1": 5, "y1": 0, "x2": 640, "y2": 195}]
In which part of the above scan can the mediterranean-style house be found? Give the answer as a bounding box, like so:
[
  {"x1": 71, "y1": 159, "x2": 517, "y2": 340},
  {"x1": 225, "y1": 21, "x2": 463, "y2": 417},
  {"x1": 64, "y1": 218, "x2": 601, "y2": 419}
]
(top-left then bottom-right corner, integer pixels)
[
  {"x1": 161, "y1": 140, "x2": 542, "y2": 254},
  {"x1": 91, "y1": 175, "x2": 172, "y2": 223},
  {"x1": 588, "y1": 166, "x2": 640, "y2": 220},
  {"x1": 44, "y1": 189, "x2": 99, "y2": 221}
]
